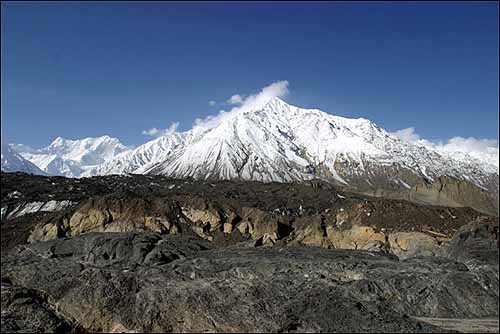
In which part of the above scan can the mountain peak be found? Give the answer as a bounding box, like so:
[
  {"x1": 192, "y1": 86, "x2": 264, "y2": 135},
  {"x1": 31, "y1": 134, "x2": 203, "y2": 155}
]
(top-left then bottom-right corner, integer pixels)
[
  {"x1": 1, "y1": 144, "x2": 47, "y2": 175},
  {"x1": 51, "y1": 136, "x2": 66, "y2": 145},
  {"x1": 268, "y1": 96, "x2": 287, "y2": 104},
  {"x1": 50, "y1": 135, "x2": 118, "y2": 145},
  {"x1": 262, "y1": 96, "x2": 290, "y2": 110}
]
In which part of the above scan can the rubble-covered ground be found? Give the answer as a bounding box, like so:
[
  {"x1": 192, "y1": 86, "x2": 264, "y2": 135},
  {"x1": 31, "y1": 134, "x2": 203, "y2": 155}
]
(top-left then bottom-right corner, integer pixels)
[{"x1": 1, "y1": 172, "x2": 498, "y2": 333}]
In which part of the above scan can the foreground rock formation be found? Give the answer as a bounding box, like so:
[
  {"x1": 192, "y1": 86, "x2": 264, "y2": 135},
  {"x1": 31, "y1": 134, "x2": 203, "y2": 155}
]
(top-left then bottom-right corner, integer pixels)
[
  {"x1": 0, "y1": 172, "x2": 488, "y2": 254},
  {"x1": 1, "y1": 172, "x2": 498, "y2": 332},
  {"x1": 2, "y1": 220, "x2": 498, "y2": 333}
]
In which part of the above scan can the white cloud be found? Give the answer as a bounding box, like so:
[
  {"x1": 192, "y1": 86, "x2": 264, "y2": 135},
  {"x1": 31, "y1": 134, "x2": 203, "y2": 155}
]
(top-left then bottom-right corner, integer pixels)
[
  {"x1": 140, "y1": 81, "x2": 289, "y2": 140},
  {"x1": 227, "y1": 94, "x2": 244, "y2": 105},
  {"x1": 142, "y1": 122, "x2": 179, "y2": 137},
  {"x1": 391, "y1": 127, "x2": 499, "y2": 167},
  {"x1": 391, "y1": 127, "x2": 421, "y2": 143},
  {"x1": 440, "y1": 136, "x2": 498, "y2": 154},
  {"x1": 193, "y1": 80, "x2": 289, "y2": 133},
  {"x1": 208, "y1": 100, "x2": 217, "y2": 106}
]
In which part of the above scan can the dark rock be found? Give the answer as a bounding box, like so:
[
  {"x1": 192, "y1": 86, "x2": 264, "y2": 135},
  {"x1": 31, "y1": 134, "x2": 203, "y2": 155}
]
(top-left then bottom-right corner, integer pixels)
[
  {"x1": 1, "y1": 280, "x2": 81, "y2": 333},
  {"x1": 446, "y1": 217, "x2": 499, "y2": 264},
  {"x1": 2, "y1": 232, "x2": 498, "y2": 333}
]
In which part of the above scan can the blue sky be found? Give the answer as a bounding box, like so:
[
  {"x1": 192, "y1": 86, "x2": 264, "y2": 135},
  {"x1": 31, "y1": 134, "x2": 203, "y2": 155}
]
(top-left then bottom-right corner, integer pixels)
[{"x1": 1, "y1": 2, "x2": 498, "y2": 148}]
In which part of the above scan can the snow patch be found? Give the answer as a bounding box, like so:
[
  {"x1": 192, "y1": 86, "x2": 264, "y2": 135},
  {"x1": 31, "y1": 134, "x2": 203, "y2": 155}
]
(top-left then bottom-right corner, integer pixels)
[{"x1": 5, "y1": 200, "x2": 77, "y2": 219}]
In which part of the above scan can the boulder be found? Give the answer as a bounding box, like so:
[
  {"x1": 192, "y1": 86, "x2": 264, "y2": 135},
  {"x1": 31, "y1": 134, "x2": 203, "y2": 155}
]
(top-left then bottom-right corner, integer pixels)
[{"x1": 388, "y1": 232, "x2": 440, "y2": 259}]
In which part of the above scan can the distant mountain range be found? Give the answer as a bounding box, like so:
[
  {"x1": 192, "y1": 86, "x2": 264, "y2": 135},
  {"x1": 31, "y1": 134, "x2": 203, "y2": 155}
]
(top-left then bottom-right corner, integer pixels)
[
  {"x1": 1, "y1": 144, "x2": 46, "y2": 176},
  {"x1": 2, "y1": 98, "x2": 498, "y2": 214},
  {"x1": 7, "y1": 136, "x2": 130, "y2": 178}
]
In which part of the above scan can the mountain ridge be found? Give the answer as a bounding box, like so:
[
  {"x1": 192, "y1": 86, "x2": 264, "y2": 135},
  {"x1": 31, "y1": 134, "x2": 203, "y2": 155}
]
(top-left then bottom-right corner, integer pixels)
[
  {"x1": 10, "y1": 135, "x2": 131, "y2": 177},
  {"x1": 3, "y1": 98, "x2": 498, "y2": 209}
]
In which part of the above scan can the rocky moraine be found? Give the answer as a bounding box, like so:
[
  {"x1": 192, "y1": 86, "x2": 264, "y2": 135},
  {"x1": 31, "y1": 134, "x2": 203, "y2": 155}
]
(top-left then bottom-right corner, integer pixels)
[{"x1": 1, "y1": 172, "x2": 498, "y2": 333}]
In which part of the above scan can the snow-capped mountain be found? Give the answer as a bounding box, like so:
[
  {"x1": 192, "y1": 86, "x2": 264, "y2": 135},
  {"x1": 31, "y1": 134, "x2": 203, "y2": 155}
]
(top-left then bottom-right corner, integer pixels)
[
  {"x1": 1, "y1": 144, "x2": 46, "y2": 175},
  {"x1": 6, "y1": 98, "x2": 499, "y2": 200},
  {"x1": 141, "y1": 98, "x2": 497, "y2": 193},
  {"x1": 11, "y1": 136, "x2": 131, "y2": 177},
  {"x1": 430, "y1": 147, "x2": 499, "y2": 173},
  {"x1": 86, "y1": 133, "x2": 185, "y2": 176}
]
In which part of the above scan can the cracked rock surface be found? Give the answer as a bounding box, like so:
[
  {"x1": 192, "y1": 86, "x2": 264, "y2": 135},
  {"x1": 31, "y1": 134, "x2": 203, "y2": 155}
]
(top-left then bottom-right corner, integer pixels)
[
  {"x1": 1, "y1": 172, "x2": 498, "y2": 333},
  {"x1": 2, "y1": 225, "x2": 498, "y2": 333}
]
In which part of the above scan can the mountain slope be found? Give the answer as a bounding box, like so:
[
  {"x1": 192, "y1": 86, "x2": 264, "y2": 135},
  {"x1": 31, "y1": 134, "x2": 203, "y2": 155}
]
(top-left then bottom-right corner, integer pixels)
[
  {"x1": 85, "y1": 133, "x2": 185, "y2": 176},
  {"x1": 1, "y1": 145, "x2": 47, "y2": 175}
]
